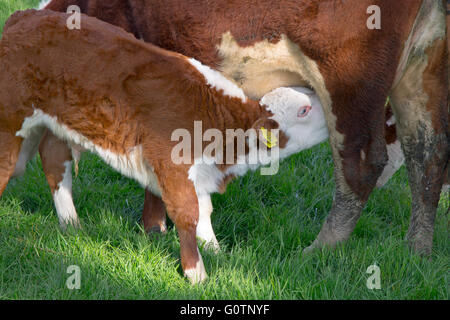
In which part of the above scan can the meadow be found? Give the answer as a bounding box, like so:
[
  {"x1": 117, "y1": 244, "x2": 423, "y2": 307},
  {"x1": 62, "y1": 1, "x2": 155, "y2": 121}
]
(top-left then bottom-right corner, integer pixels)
[{"x1": 0, "y1": 0, "x2": 448, "y2": 299}]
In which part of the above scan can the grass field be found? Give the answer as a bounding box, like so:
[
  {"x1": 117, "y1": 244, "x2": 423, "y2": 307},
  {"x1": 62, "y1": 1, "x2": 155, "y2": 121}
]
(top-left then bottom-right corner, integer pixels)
[{"x1": 0, "y1": 0, "x2": 448, "y2": 300}]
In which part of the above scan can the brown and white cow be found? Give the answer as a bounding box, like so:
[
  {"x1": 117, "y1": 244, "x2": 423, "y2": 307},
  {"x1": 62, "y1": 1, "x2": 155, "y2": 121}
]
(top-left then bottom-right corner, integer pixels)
[
  {"x1": 39, "y1": 0, "x2": 448, "y2": 256},
  {"x1": 0, "y1": 9, "x2": 332, "y2": 282}
]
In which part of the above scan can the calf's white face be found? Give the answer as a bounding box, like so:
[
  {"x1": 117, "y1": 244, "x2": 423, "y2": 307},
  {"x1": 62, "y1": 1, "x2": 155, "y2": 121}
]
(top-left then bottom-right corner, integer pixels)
[{"x1": 260, "y1": 87, "x2": 329, "y2": 159}]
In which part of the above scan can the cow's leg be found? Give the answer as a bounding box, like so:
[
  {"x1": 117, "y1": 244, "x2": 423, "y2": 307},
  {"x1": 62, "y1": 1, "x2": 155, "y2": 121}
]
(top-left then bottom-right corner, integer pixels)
[
  {"x1": 390, "y1": 38, "x2": 448, "y2": 255},
  {"x1": 0, "y1": 131, "x2": 23, "y2": 197},
  {"x1": 304, "y1": 89, "x2": 389, "y2": 254},
  {"x1": 304, "y1": 116, "x2": 388, "y2": 253},
  {"x1": 142, "y1": 190, "x2": 167, "y2": 233},
  {"x1": 39, "y1": 131, "x2": 80, "y2": 229},
  {"x1": 196, "y1": 194, "x2": 220, "y2": 253},
  {"x1": 155, "y1": 165, "x2": 207, "y2": 284}
]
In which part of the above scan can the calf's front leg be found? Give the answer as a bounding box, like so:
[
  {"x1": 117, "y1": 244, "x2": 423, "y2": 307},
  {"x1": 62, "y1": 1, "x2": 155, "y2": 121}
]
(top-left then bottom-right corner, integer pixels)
[
  {"x1": 155, "y1": 164, "x2": 208, "y2": 284},
  {"x1": 196, "y1": 194, "x2": 220, "y2": 253}
]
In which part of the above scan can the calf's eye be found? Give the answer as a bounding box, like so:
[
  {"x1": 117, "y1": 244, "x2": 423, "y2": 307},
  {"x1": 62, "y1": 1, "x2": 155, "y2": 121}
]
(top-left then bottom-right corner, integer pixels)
[{"x1": 298, "y1": 105, "x2": 312, "y2": 118}]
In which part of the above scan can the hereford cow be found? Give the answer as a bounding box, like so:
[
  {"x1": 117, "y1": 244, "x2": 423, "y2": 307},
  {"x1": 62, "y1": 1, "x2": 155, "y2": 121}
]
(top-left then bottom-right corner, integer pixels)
[
  {"x1": 0, "y1": 9, "x2": 334, "y2": 282},
  {"x1": 38, "y1": 0, "x2": 448, "y2": 256}
]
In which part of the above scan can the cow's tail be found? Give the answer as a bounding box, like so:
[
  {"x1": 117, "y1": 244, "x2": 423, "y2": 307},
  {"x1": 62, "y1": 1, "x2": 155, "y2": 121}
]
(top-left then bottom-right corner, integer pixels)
[{"x1": 445, "y1": 0, "x2": 449, "y2": 190}]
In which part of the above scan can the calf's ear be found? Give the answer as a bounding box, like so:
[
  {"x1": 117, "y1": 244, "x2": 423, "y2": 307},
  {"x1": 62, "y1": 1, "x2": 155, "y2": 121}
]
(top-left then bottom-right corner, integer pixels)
[
  {"x1": 251, "y1": 118, "x2": 287, "y2": 149},
  {"x1": 251, "y1": 117, "x2": 279, "y2": 131}
]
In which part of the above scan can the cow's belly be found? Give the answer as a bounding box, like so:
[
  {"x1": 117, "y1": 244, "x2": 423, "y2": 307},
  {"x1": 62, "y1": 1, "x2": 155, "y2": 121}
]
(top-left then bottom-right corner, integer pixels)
[
  {"x1": 215, "y1": 31, "x2": 347, "y2": 172},
  {"x1": 216, "y1": 32, "x2": 314, "y2": 100},
  {"x1": 236, "y1": 69, "x2": 308, "y2": 100}
]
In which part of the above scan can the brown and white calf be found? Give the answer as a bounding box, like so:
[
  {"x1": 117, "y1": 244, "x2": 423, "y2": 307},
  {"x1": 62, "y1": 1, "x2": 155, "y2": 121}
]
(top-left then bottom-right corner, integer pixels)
[
  {"x1": 0, "y1": 10, "x2": 330, "y2": 283},
  {"x1": 41, "y1": 0, "x2": 449, "y2": 256}
]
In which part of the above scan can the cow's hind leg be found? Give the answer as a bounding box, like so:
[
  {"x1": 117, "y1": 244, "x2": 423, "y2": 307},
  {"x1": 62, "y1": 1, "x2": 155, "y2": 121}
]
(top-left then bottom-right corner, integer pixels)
[
  {"x1": 303, "y1": 74, "x2": 390, "y2": 253},
  {"x1": 0, "y1": 131, "x2": 23, "y2": 197},
  {"x1": 39, "y1": 131, "x2": 80, "y2": 229},
  {"x1": 390, "y1": 37, "x2": 448, "y2": 255},
  {"x1": 303, "y1": 100, "x2": 388, "y2": 253}
]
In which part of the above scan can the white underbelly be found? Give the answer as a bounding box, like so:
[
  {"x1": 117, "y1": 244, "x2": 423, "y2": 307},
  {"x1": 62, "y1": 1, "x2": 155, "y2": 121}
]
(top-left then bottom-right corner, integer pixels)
[
  {"x1": 16, "y1": 109, "x2": 162, "y2": 196},
  {"x1": 217, "y1": 32, "x2": 317, "y2": 100}
]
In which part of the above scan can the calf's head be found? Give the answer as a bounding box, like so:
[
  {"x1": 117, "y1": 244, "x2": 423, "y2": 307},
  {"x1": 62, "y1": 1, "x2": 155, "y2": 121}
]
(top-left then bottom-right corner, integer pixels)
[{"x1": 257, "y1": 87, "x2": 329, "y2": 160}]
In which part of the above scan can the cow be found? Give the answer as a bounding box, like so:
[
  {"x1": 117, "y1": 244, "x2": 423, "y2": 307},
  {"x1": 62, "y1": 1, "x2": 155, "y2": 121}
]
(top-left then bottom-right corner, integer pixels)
[
  {"x1": 38, "y1": 0, "x2": 448, "y2": 256},
  {"x1": 0, "y1": 9, "x2": 333, "y2": 282}
]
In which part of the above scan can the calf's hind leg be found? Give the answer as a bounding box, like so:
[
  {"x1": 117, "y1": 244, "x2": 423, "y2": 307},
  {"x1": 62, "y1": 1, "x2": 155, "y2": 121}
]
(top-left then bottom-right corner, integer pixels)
[
  {"x1": 390, "y1": 37, "x2": 449, "y2": 255},
  {"x1": 142, "y1": 190, "x2": 167, "y2": 233},
  {"x1": 0, "y1": 131, "x2": 23, "y2": 197},
  {"x1": 39, "y1": 131, "x2": 80, "y2": 229},
  {"x1": 39, "y1": 132, "x2": 167, "y2": 231}
]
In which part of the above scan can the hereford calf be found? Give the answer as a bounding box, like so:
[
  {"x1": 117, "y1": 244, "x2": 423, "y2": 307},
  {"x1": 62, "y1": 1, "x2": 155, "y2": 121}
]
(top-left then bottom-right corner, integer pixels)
[{"x1": 0, "y1": 10, "x2": 328, "y2": 283}]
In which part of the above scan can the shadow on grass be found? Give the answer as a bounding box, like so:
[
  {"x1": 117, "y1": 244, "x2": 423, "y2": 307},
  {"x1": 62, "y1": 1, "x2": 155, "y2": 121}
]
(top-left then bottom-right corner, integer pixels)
[{"x1": 0, "y1": 150, "x2": 448, "y2": 299}]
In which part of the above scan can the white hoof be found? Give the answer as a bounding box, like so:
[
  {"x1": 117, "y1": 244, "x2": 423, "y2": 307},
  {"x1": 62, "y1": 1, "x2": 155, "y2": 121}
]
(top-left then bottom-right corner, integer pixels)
[
  {"x1": 184, "y1": 252, "x2": 208, "y2": 284},
  {"x1": 60, "y1": 217, "x2": 81, "y2": 231},
  {"x1": 198, "y1": 236, "x2": 220, "y2": 254}
]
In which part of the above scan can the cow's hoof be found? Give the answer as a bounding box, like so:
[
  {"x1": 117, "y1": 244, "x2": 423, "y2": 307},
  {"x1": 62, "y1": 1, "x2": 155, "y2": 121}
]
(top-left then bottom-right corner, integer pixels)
[
  {"x1": 302, "y1": 238, "x2": 336, "y2": 255},
  {"x1": 302, "y1": 242, "x2": 320, "y2": 255},
  {"x1": 406, "y1": 235, "x2": 432, "y2": 258}
]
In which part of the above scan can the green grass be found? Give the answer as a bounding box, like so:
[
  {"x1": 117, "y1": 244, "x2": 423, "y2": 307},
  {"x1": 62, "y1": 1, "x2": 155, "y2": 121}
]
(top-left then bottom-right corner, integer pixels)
[
  {"x1": 0, "y1": 0, "x2": 449, "y2": 299},
  {"x1": 0, "y1": 0, "x2": 38, "y2": 33}
]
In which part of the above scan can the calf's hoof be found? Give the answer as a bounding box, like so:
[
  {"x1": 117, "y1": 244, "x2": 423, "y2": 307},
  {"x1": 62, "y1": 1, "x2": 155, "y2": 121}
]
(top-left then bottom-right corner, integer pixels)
[
  {"x1": 184, "y1": 259, "x2": 208, "y2": 285},
  {"x1": 60, "y1": 219, "x2": 81, "y2": 231},
  {"x1": 204, "y1": 240, "x2": 220, "y2": 254},
  {"x1": 146, "y1": 223, "x2": 167, "y2": 234},
  {"x1": 197, "y1": 237, "x2": 220, "y2": 254}
]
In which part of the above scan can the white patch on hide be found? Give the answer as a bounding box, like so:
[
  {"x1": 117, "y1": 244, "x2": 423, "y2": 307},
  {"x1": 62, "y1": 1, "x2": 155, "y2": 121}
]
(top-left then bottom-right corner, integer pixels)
[
  {"x1": 53, "y1": 161, "x2": 80, "y2": 229},
  {"x1": 184, "y1": 248, "x2": 208, "y2": 284},
  {"x1": 196, "y1": 194, "x2": 219, "y2": 252},
  {"x1": 187, "y1": 58, "x2": 247, "y2": 102}
]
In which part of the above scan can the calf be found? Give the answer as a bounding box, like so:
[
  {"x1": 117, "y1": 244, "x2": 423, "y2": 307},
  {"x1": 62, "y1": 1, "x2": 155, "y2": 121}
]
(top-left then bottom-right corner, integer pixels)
[{"x1": 0, "y1": 10, "x2": 328, "y2": 283}]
